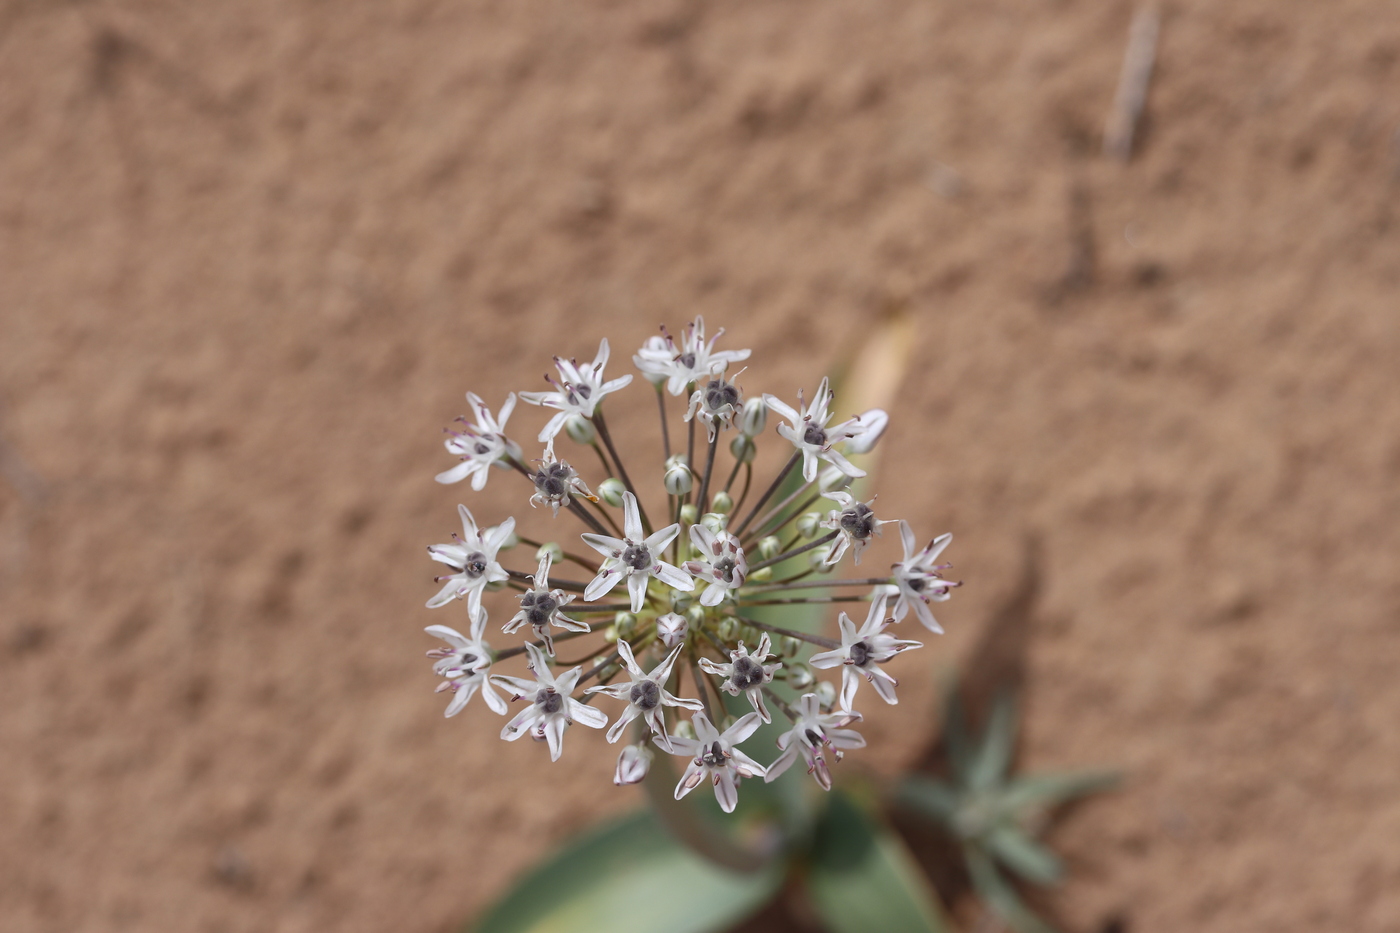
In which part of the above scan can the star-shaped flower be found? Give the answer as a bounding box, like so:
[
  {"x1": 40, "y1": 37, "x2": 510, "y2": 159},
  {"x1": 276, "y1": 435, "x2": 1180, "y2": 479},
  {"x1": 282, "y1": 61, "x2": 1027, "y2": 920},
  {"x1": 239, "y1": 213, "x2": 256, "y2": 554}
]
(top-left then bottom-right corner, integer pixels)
[
  {"x1": 435, "y1": 392, "x2": 522, "y2": 489},
  {"x1": 661, "y1": 711, "x2": 767, "y2": 813},
  {"x1": 529, "y1": 439, "x2": 595, "y2": 516},
  {"x1": 762, "y1": 378, "x2": 870, "y2": 483},
  {"x1": 492, "y1": 642, "x2": 608, "y2": 761},
  {"x1": 809, "y1": 590, "x2": 922, "y2": 708},
  {"x1": 682, "y1": 524, "x2": 748, "y2": 607},
  {"x1": 633, "y1": 316, "x2": 752, "y2": 396},
  {"x1": 424, "y1": 607, "x2": 507, "y2": 717},
  {"x1": 501, "y1": 551, "x2": 589, "y2": 654},
  {"x1": 819, "y1": 490, "x2": 891, "y2": 567},
  {"x1": 699, "y1": 634, "x2": 782, "y2": 723},
  {"x1": 685, "y1": 375, "x2": 744, "y2": 442},
  {"x1": 581, "y1": 491, "x2": 693, "y2": 612},
  {"x1": 890, "y1": 522, "x2": 958, "y2": 634},
  {"x1": 425, "y1": 505, "x2": 514, "y2": 614},
  {"x1": 520, "y1": 338, "x2": 633, "y2": 442},
  {"x1": 585, "y1": 640, "x2": 702, "y2": 747},
  {"x1": 764, "y1": 693, "x2": 865, "y2": 790}
]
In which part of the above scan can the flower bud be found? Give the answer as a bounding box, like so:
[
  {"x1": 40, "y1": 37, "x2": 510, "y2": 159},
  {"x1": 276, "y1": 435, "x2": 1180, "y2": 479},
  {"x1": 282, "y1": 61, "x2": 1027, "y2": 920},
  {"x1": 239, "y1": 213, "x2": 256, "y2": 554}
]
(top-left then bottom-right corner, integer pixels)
[
  {"x1": 597, "y1": 477, "x2": 626, "y2": 507},
  {"x1": 685, "y1": 604, "x2": 706, "y2": 628},
  {"x1": 757, "y1": 536, "x2": 782, "y2": 560},
  {"x1": 810, "y1": 545, "x2": 837, "y2": 570},
  {"x1": 740, "y1": 397, "x2": 767, "y2": 436},
  {"x1": 597, "y1": 663, "x2": 620, "y2": 681},
  {"x1": 748, "y1": 566, "x2": 773, "y2": 583},
  {"x1": 701, "y1": 512, "x2": 726, "y2": 535},
  {"x1": 673, "y1": 719, "x2": 697, "y2": 741},
  {"x1": 679, "y1": 503, "x2": 699, "y2": 525},
  {"x1": 710, "y1": 490, "x2": 733, "y2": 514},
  {"x1": 815, "y1": 679, "x2": 838, "y2": 709},
  {"x1": 564, "y1": 414, "x2": 596, "y2": 445},
  {"x1": 534, "y1": 541, "x2": 564, "y2": 564},
  {"x1": 729, "y1": 434, "x2": 756, "y2": 463},
  {"x1": 669, "y1": 590, "x2": 693, "y2": 613},
  {"x1": 664, "y1": 462, "x2": 693, "y2": 496},
  {"x1": 614, "y1": 743, "x2": 653, "y2": 785},
  {"x1": 842, "y1": 408, "x2": 889, "y2": 455},
  {"x1": 717, "y1": 617, "x2": 740, "y2": 641},
  {"x1": 614, "y1": 612, "x2": 638, "y2": 639},
  {"x1": 603, "y1": 624, "x2": 619, "y2": 643},
  {"x1": 485, "y1": 578, "x2": 507, "y2": 592},
  {"x1": 818, "y1": 465, "x2": 851, "y2": 492},
  {"x1": 786, "y1": 662, "x2": 815, "y2": 690},
  {"x1": 657, "y1": 612, "x2": 689, "y2": 648},
  {"x1": 796, "y1": 512, "x2": 823, "y2": 538},
  {"x1": 779, "y1": 636, "x2": 803, "y2": 658}
]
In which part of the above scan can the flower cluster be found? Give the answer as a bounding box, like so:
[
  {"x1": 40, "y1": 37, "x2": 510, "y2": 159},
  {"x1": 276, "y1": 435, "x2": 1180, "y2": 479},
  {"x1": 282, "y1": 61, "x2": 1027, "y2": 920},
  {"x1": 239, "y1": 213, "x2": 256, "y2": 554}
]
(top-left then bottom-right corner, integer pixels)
[{"x1": 421, "y1": 319, "x2": 959, "y2": 812}]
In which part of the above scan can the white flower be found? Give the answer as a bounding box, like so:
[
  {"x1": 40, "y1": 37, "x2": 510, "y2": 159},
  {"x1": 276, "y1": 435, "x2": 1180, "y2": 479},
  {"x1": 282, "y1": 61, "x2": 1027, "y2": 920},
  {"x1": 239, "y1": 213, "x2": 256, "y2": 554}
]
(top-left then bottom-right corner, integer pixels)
[
  {"x1": 520, "y1": 338, "x2": 633, "y2": 442},
  {"x1": 764, "y1": 693, "x2": 865, "y2": 790},
  {"x1": 529, "y1": 440, "x2": 595, "y2": 516},
  {"x1": 682, "y1": 525, "x2": 748, "y2": 607},
  {"x1": 684, "y1": 375, "x2": 744, "y2": 442},
  {"x1": 501, "y1": 551, "x2": 589, "y2": 654},
  {"x1": 890, "y1": 522, "x2": 957, "y2": 634},
  {"x1": 581, "y1": 491, "x2": 693, "y2": 612},
  {"x1": 809, "y1": 590, "x2": 922, "y2": 708},
  {"x1": 492, "y1": 642, "x2": 608, "y2": 761},
  {"x1": 435, "y1": 393, "x2": 523, "y2": 489},
  {"x1": 657, "y1": 612, "x2": 689, "y2": 649},
  {"x1": 585, "y1": 640, "x2": 703, "y2": 747},
  {"x1": 614, "y1": 743, "x2": 653, "y2": 785},
  {"x1": 762, "y1": 378, "x2": 869, "y2": 483},
  {"x1": 424, "y1": 608, "x2": 507, "y2": 717},
  {"x1": 840, "y1": 408, "x2": 888, "y2": 455},
  {"x1": 633, "y1": 316, "x2": 752, "y2": 396},
  {"x1": 699, "y1": 634, "x2": 783, "y2": 722},
  {"x1": 425, "y1": 505, "x2": 514, "y2": 614},
  {"x1": 662, "y1": 711, "x2": 767, "y2": 813},
  {"x1": 818, "y1": 491, "x2": 891, "y2": 567}
]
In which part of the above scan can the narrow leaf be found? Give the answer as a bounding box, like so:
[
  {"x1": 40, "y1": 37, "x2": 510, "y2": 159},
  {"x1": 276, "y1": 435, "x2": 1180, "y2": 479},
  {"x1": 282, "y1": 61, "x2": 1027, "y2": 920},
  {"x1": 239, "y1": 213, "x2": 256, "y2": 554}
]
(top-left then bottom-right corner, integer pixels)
[
  {"x1": 473, "y1": 808, "x2": 782, "y2": 933},
  {"x1": 806, "y1": 790, "x2": 953, "y2": 933},
  {"x1": 986, "y1": 825, "x2": 1063, "y2": 886},
  {"x1": 998, "y1": 771, "x2": 1121, "y2": 815},
  {"x1": 895, "y1": 775, "x2": 961, "y2": 827},
  {"x1": 968, "y1": 691, "x2": 1018, "y2": 790},
  {"x1": 965, "y1": 844, "x2": 1060, "y2": 933}
]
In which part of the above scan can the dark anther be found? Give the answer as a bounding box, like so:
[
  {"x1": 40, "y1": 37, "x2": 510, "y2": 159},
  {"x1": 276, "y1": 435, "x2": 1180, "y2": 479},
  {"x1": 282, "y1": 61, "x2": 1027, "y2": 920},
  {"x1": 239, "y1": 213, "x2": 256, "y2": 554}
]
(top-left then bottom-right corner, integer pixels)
[
  {"x1": 732, "y1": 655, "x2": 765, "y2": 689},
  {"x1": 621, "y1": 544, "x2": 652, "y2": 571},
  {"x1": 629, "y1": 680, "x2": 661, "y2": 709},
  {"x1": 537, "y1": 690, "x2": 564, "y2": 714},
  {"x1": 702, "y1": 740, "x2": 727, "y2": 766},
  {"x1": 803, "y1": 423, "x2": 827, "y2": 446},
  {"x1": 526, "y1": 593, "x2": 557, "y2": 626},
  {"x1": 906, "y1": 577, "x2": 926, "y2": 592},
  {"x1": 474, "y1": 442, "x2": 491, "y2": 455},
  {"x1": 839, "y1": 503, "x2": 877, "y2": 539},
  {"x1": 804, "y1": 728, "x2": 824, "y2": 746},
  {"x1": 460, "y1": 652, "x2": 479, "y2": 668},
  {"x1": 848, "y1": 641, "x2": 870, "y2": 666},
  {"x1": 713, "y1": 557, "x2": 737, "y2": 583},
  {"x1": 679, "y1": 352, "x2": 697, "y2": 369},
  {"x1": 576, "y1": 385, "x2": 592, "y2": 399},
  {"x1": 464, "y1": 552, "x2": 488, "y2": 577},
  {"x1": 534, "y1": 462, "x2": 572, "y2": 499}
]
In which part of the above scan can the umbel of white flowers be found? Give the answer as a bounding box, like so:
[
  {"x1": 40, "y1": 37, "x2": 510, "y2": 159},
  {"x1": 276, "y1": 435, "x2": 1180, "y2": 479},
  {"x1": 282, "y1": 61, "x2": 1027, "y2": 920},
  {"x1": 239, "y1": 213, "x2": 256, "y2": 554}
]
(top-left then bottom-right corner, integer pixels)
[{"x1": 421, "y1": 318, "x2": 959, "y2": 813}]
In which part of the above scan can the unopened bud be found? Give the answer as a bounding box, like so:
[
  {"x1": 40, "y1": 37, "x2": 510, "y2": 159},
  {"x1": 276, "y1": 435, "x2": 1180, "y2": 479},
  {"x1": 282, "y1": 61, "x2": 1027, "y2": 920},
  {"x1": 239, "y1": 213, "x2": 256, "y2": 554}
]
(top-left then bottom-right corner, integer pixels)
[
  {"x1": 842, "y1": 409, "x2": 889, "y2": 455},
  {"x1": 664, "y1": 455, "x2": 693, "y2": 496},
  {"x1": 614, "y1": 743, "x2": 654, "y2": 785},
  {"x1": 673, "y1": 719, "x2": 697, "y2": 741},
  {"x1": 779, "y1": 636, "x2": 803, "y2": 658},
  {"x1": 679, "y1": 503, "x2": 699, "y2": 525},
  {"x1": 710, "y1": 490, "x2": 733, "y2": 514},
  {"x1": 534, "y1": 541, "x2": 564, "y2": 564},
  {"x1": 669, "y1": 590, "x2": 693, "y2": 613},
  {"x1": 614, "y1": 613, "x2": 638, "y2": 639},
  {"x1": 810, "y1": 545, "x2": 837, "y2": 570},
  {"x1": 748, "y1": 566, "x2": 773, "y2": 583},
  {"x1": 597, "y1": 477, "x2": 626, "y2": 507},
  {"x1": 597, "y1": 663, "x2": 620, "y2": 681},
  {"x1": 657, "y1": 612, "x2": 689, "y2": 648},
  {"x1": 740, "y1": 397, "x2": 767, "y2": 436},
  {"x1": 818, "y1": 465, "x2": 851, "y2": 492},
  {"x1": 815, "y1": 679, "x2": 838, "y2": 709},
  {"x1": 796, "y1": 512, "x2": 823, "y2": 538},
  {"x1": 757, "y1": 536, "x2": 782, "y2": 560},
  {"x1": 485, "y1": 579, "x2": 507, "y2": 592},
  {"x1": 564, "y1": 414, "x2": 596, "y2": 445},
  {"x1": 786, "y1": 662, "x2": 815, "y2": 690},
  {"x1": 717, "y1": 617, "x2": 740, "y2": 641},
  {"x1": 729, "y1": 434, "x2": 756, "y2": 463},
  {"x1": 701, "y1": 512, "x2": 726, "y2": 535},
  {"x1": 603, "y1": 624, "x2": 619, "y2": 643},
  {"x1": 686, "y1": 604, "x2": 706, "y2": 628}
]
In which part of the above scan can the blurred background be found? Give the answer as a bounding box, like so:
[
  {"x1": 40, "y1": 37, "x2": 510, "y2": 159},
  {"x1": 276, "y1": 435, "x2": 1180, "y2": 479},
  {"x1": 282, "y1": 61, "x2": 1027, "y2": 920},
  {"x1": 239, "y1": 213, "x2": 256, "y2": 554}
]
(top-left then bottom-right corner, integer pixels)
[{"x1": 2, "y1": 1, "x2": 1398, "y2": 931}]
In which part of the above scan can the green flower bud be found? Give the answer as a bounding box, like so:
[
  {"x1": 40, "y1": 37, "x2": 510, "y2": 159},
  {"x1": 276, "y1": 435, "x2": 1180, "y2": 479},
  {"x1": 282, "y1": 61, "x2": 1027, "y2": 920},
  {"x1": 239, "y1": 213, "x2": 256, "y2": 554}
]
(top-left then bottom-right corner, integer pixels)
[
  {"x1": 664, "y1": 454, "x2": 693, "y2": 496},
  {"x1": 779, "y1": 636, "x2": 803, "y2": 658},
  {"x1": 686, "y1": 604, "x2": 706, "y2": 627},
  {"x1": 757, "y1": 536, "x2": 782, "y2": 560},
  {"x1": 670, "y1": 590, "x2": 694, "y2": 613},
  {"x1": 818, "y1": 465, "x2": 851, "y2": 492},
  {"x1": 614, "y1": 612, "x2": 638, "y2": 639},
  {"x1": 603, "y1": 624, "x2": 619, "y2": 643},
  {"x1": 740, "y1": 396, "x2": 767, "y2": 436},
  {"x1": 748, "y1": 566, "x2": 773, "y2": 583},
  {"x1": 796, "y1": 512, "x2": 824, "y2": 538},
  {"x1": 679, "y1": 503, "x2": 699, "y2": 525},
  {"x1": 564, "y1": 414, "x2": 596, "y2": 445},
  {"x1": 815, "y1": 679, "x2": 837, "y2": 709},
  {"x1": 729, "y1": 433, "x2": 756, "y2": 463},
  {"x1": 710, "y1": 490, "x2": 733, "y2": 514},
  {"x1": 598, "y1": 477, "x2": 626, "y2": 507},
  {"x1": 701, "y1": 512, "x2": 726, "y2": 535},
  {"x1": 786, "y1": 662, "x2": 815, "y2": 690},
  {"x1": 673, "y1": 719, "x2": 697, "y2": 741},
  {"x1": 717, "y1": 617, "x2": 740, "y2": 641},
  {"x1": 597, "y1": 663, "x2": 620, "y2": 682},
  {"x1": 809, "y1": 546, "x2": 837, "y2": 571},
  {"x1": 534, "y1": 541, "x2": 565, "y2": 564}
]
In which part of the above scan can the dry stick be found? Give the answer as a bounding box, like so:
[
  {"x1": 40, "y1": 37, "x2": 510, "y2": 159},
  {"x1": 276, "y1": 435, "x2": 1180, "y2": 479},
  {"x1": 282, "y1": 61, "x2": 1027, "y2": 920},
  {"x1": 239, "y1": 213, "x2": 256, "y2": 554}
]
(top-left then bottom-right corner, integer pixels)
[
  {"x1": 733, "y1": 450, "x2": 801, "y2": 537},
  {"x1": 747, "y1": 530, "x2": 840, "y2": 574},
  {"x1": 1103, "y1": 4, "x2": 1160, "y2": 162},
  {"x1": 695, "y1": 432, "x2": 719, "y2": 513},
  {"x1": 734, "y1": 614, "x2": 840, "y2": 650},
  {"x1": 749, "y1": 490, "x2": 823, "y2": 545},
  {"x1": 592, "y1": 408, "x2": 652, "y2": 536},
  {"x1": 657, "y1": 389, "x2": 672, "y2": 461},
  {"x1": 573, "y1": 649, "x2": 623, "y2": 684},
  {"x1": 566, "y1": 603, "x2": 636, "y2": 613}
]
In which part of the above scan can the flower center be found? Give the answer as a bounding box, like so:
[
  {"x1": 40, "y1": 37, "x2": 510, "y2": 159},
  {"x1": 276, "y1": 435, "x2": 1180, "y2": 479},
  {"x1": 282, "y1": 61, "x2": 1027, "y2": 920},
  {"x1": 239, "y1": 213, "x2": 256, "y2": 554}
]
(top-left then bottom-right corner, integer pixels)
[
  {"x1": 534, "y1": 463, "x2": 572, "y2": 498},
  {"x1": 678, "y1": 351, "x2": 697, "y2": 369},
  {"x1": 536, "y1": 689, "x2": 563, "y2": 714},
  {"x1": 803, "y1": 422, "x2": 827, "y2": 446},
  {"x1": 474, "y1": 442, "x2": 491, "y2": 455},
  {"x1": 840, "y1": 503, "x2": 877, "y2": 539},
  {"x1": 462, "y1": 552, "x2": 488, "y2": 578},
  {"x1": 906, "y1": 576, "x2": 927, "y2": 592},
  {"x1": 804, "y1": 727, "x2": 825, "y2": 746},
  {"x1": 524, "y1": 592, "x2": 557, "y2": 625},
  {"x1": 701, "y1": 740, "x2": 727, "y2": 767},
  {"x1": 731, "y1": 655, "x2": 765, "y2": 689},
  {"x1": 621, "y1": 544, "x2": 652, "y2": 571},
  {"x1": 848, "y1": 640, "x2": 870, "y2": 666},
  {"x1": 629, "y1": 680, "x2": 661, "y2": 710}
]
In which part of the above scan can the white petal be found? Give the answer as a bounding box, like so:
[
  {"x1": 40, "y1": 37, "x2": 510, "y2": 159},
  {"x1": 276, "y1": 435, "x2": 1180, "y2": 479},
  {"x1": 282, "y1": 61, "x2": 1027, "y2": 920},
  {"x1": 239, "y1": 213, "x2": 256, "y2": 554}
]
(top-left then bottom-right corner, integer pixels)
[
  {"x1": 644, "y1": 523, "x2": 682, "y2": 553},
  {"x1": 605, "y1": 704, "x2": 641, "y2": 744},
  {"x1": 615, "y1": 638, "x2": 642, "y2": 677},
  {"x1": 425, "y1": 579, "x2": 463, "y2": 609},
  {"x1": 581, "y1": 533, "x2": 626, "y2": 556},
  {"x1": 899, "y1": 520, "x2": 917, "y2": 561},
  {"x1": 724, "y1": 711, "x2": 764, "y2": 745},
  {"x1": 762, "y1": 394, "x2": 800, "y2": 424},
  {"x1": 480, "y1": 679, "x2": 508, "y2": 716},
  {"x1": 652, "y1": 561, "x2": 694, "y2": 592},
  {"x1": 457, "y1": 503, "x2": 480, "y2": 540},
  {"x1": 700, "y1": 582, "x2": 726, "y2": 607},
  {"x1": 570, "y1": 701, "x2": 610, "y2": 730},
  {"x1": 912, "y1": 599, "x2": 944, "y2": 634},
  {"x1": 626, "y1": 573, "x2": 648, "y2": 612},
  {"x1": 444, "y1": 679, "x2": 479, "y2": 717},
  {"x1": 424, "y1": 624, "x2": 469, "y2": 648},
  {"x1": 537, "y1": 410, "x2": 568, "y2": 442},
  {"x1": 808, "y1": 647, "x2": 846, "y2": 669},
  {"x1": 839, "y1": 668, "x2": 860, "y2": 711},
  {"x1": 622, "y1": 492, "x2": 644, "y2": 542},
  {"x1": 585, "y1": 569, "x2": 622, "y2": 602},
  {"x1": 713, "y1": 770, "x2": 739, "y2": 813},
  {"x1": 543, "y1": 715, "x2": 568, "y2": 761},
  {"x1": 869, "y1": 668, "x2": 900, "y2": 705},
  {"x1": 765, "y1": 744, "x2": 799, "y2": 782},
  {"x1": 435, "y1": 460, "x2": 476, "y2": 485}
]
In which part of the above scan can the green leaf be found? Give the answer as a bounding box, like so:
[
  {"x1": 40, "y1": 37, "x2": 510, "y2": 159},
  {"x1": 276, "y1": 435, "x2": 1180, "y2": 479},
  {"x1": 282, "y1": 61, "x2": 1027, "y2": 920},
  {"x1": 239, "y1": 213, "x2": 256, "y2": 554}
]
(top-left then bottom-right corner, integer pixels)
[
  {"x1": 968, "y1": 691, "x2": 1018, "y2": 790},
  {"x1": 895, "y1": 775, "x2": 961, "y2": 826},
  {"x1": 943, "y1": 682, "x2": 976, "y2": 782},
  {"x1": 998, "y1": 771, "x2": 1121, "y2": 815},
  {"x1": 806, "y1": 790, "x2": 953, "y2": 933},
  {"x1": 986, "y1": 825, "x2": 1063, "y2": 886},
  {"x1": 472, "y1": 808, "x2": 783, "y2": 933},
  {"x1": 964, "y1": 844, "x2": 1060, "y2": 933}
]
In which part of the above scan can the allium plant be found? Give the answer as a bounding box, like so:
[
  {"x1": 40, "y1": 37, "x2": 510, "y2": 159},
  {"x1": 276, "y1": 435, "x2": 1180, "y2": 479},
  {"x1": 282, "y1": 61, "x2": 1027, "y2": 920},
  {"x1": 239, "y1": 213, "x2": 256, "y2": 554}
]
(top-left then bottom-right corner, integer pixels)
[{"x1": 422, "y1": 318, "x2": 960, "y2": 814}]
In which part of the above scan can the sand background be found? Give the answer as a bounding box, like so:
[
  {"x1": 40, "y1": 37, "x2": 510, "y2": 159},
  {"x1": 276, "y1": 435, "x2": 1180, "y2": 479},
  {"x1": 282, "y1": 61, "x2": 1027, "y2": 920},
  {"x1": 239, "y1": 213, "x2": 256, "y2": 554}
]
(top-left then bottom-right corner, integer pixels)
[{"x1": 2, "y1": 1, "x2": 1398, "y2": 931}]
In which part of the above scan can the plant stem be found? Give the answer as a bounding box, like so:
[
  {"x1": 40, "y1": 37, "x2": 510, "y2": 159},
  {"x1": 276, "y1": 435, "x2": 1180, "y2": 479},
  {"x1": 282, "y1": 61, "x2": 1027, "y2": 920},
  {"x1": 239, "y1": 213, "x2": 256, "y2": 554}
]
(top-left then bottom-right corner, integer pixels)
[
  {"x1": 695, "y1": 431, "x2": 719, "y2": 513},
  {"x1": 738, "y1": 595, "x2": 871, "y2": 606},
  {"x1": 493, "y1": 629, "x2": 589, "y2": 660},
  {"x1": 733, "y1": 450, "x2": 800, "y2": 537},
  {"x1": 592, "y1": 408, "x2": 652, "y2": 536},
  {"x1": 734, "y1": 614, "x2": 840, "y2": 650},
  {"x1": 657, "y1": 388, "x2": 672, "y2": 461},
  {"x1": 515, "y1": 536, "x2": 600, "y2": 573},
  {"x1": 507, "y1": 567, "x2": 588, "y2": 592},
  {"x1": 747, "y1": 530, "x2": 840, "y2": 573},
  {"x1": 740, "y1": 576, "x2": 892, "y2": 595}
]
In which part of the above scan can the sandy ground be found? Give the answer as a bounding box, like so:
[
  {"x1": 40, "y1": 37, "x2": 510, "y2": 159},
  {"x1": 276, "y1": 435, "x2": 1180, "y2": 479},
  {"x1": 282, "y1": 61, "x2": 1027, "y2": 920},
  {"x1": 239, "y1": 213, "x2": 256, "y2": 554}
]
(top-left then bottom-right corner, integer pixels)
[{"x1": 2, "y1": 1, "x2": 1399, "y2": 931}]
